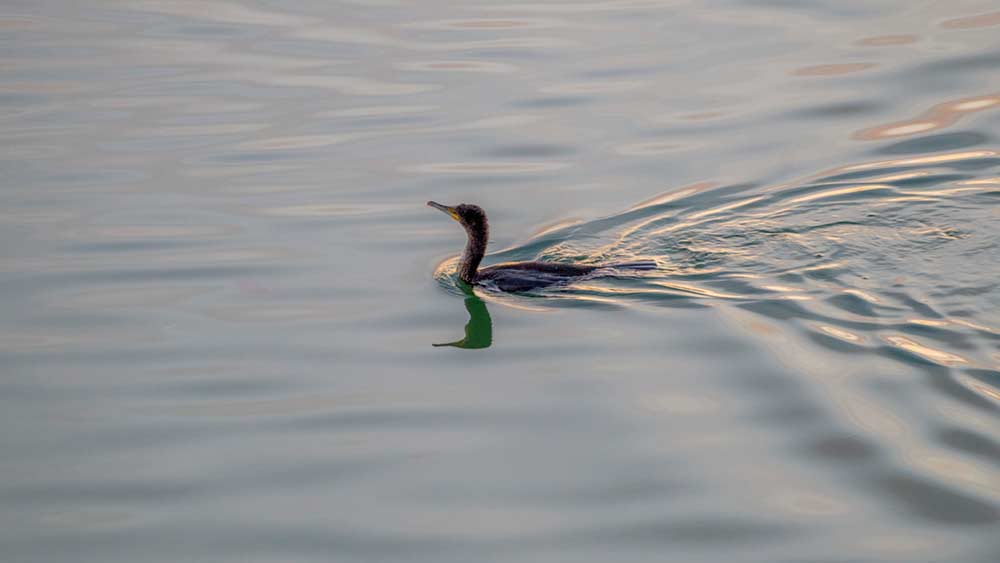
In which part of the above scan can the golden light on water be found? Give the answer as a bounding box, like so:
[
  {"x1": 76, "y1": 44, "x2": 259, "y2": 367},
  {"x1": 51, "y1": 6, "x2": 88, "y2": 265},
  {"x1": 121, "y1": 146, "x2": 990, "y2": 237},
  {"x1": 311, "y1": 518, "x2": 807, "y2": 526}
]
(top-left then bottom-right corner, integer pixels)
[
  {"x1": 816, "y1": 324, "x2": 864, "y2": 343},
  {"x1": 854, "y1": 94, "x2": 1000, "y2": 140},
  {"x1": 843, "y1": 288, "x2": 881, "y2": 303},
  {"x1": 956, "y1": 176, "x2": 1000, "y2": 186},
  {"x1": 616, "y1": 182, "x2": 716, "y2": 238},
  {"x1": 530, "y1": 218, "x2": 583, "y2": 238},
  {"x1": 685, "y1": 196, "x2": 766, "y2": 222},
  {"x1": 787, "y1": 184, "x2": 890, "y2": 204},
  {"x1": 859, "y1": 171, "x2": 932, "y2": 183},
  {"x1": 649, "y1": 281, "x2": 744, "y2": 299},
  {"x1": 907, "y1": 319, "x2": 949, "y2": 328},
  {"x1": 8, "y1": 1, "x2": 1000, "y2": 561},
  {"x1": 837, "y1": 150, "x2": 999, "y2": 172},
  {"x1": 954, "y1": 374, "x2": 1000, "y2": 405},
  {"x1": 883, "y1": 335, "x2": 967, "y2": 366}
]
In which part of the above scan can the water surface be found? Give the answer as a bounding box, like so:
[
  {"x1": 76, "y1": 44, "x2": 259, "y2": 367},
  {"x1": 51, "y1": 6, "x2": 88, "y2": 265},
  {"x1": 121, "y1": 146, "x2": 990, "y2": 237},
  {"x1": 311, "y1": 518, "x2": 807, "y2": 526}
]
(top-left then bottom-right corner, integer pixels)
[{"x1": 1, "y1": 1, "x2": 999, "y2": 562}]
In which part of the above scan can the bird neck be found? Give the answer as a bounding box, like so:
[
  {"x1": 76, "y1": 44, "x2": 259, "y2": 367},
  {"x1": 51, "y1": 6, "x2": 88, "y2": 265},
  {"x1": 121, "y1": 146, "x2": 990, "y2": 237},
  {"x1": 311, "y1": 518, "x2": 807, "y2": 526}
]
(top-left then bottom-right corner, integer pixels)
[{"x1": 458, "y1": 223, "x2": 488, "y2": 283}]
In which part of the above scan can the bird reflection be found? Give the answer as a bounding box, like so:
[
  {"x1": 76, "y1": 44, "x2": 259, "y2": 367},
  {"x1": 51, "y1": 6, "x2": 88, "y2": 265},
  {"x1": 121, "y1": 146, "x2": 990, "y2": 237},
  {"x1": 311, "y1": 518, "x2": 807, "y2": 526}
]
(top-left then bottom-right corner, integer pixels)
[{"x1": 433, "y1": 282, "x2": 493, "y2": 349}]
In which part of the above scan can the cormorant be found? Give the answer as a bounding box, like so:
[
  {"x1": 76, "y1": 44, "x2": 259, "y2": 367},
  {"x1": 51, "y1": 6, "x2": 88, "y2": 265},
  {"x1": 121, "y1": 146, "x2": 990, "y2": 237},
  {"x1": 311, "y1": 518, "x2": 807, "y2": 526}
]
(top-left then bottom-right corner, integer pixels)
[{"x1": 428, "y1": 201, "x2": 655, "y2": 292}]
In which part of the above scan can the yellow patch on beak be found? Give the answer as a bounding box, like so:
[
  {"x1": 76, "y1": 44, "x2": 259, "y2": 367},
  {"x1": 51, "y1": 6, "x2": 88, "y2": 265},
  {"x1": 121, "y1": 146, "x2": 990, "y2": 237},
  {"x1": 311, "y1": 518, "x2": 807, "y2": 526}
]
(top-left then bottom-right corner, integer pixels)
[{"x1": 427, "y1": 201, "x2": 460, "y2": 222}]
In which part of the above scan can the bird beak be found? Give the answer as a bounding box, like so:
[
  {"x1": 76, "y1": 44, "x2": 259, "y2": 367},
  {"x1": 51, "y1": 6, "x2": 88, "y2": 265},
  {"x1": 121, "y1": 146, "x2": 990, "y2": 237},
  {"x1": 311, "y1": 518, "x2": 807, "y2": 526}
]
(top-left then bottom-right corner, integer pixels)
[{"x1": 427, "y1": 201, "x2": 460, "y2": 222}]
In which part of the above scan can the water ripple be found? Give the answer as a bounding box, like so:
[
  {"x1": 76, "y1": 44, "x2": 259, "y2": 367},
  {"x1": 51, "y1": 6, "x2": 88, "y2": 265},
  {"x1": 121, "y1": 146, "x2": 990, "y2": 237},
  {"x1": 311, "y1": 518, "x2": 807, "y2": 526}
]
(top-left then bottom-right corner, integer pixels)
[{"x1": 5, "y1": 1, "x2": 1000, "y2": 562}]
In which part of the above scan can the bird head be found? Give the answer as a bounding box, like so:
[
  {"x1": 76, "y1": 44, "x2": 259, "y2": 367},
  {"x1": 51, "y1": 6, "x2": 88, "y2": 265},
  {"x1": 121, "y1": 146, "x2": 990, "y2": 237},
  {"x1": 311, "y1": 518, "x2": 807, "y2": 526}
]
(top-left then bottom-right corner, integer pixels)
[{"x1": 427, "y1": 201, "x2": 488, "y2": 236}]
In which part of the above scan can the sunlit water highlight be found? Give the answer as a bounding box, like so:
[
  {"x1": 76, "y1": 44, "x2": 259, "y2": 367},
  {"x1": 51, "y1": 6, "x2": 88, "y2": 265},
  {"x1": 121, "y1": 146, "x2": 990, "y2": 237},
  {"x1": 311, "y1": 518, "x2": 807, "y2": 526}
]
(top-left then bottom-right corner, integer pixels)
[{"x1": 1, "y1": 1, "x2": 998, "y2": 562}]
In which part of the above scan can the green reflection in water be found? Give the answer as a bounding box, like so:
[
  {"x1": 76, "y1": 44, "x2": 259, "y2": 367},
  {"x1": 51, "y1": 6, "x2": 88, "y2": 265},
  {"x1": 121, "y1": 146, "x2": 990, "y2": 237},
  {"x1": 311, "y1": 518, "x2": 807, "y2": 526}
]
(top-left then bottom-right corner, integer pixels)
[{"x1": 433, "y1": 282, "x2": 493, "y2": 349}]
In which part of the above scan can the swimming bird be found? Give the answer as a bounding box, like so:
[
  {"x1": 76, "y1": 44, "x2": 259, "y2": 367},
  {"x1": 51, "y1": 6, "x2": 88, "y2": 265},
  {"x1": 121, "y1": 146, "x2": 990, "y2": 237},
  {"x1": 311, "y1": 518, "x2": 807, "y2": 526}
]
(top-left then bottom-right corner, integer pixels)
[{"x1": 428, "y1": 201, "x2": 655, "y2": 292}]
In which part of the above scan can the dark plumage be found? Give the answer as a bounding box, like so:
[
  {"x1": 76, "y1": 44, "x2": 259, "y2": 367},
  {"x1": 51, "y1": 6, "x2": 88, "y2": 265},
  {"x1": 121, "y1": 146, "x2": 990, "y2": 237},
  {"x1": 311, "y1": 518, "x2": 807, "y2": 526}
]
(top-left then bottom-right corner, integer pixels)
[{"x1": 428, "y1": 201, "x2": 655, "y2": 292}]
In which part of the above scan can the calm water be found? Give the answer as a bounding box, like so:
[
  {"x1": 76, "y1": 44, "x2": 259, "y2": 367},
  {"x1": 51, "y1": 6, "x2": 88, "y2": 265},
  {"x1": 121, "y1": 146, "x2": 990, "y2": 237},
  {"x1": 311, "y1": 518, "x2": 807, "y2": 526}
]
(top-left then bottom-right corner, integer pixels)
[{"x1": 2, "y1": 1, "x2": 999, "y2": 561}]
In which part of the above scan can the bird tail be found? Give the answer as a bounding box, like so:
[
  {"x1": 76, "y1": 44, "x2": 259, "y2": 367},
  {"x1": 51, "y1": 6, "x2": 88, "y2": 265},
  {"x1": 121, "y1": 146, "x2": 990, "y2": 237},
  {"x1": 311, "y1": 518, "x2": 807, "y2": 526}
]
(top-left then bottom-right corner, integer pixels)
[{"x1": 602, "y1": 260, "x2": 658, "y2": 270}]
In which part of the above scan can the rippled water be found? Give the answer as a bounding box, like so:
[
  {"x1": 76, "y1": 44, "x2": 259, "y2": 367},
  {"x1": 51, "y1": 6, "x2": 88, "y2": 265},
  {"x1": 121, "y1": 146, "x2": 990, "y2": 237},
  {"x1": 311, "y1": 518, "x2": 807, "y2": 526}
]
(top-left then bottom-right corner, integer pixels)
[{"x1": 2, "y1": 1, "x2": 999, "y2": 562}]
